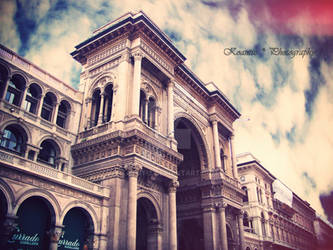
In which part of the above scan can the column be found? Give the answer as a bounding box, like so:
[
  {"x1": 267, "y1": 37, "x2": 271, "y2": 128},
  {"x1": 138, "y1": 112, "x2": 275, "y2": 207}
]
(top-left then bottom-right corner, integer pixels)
[
  {"x1": 114, "y1": 50, "x2": 130, "y2": 122},
  {"x1": 167, "y1": 80, "x2": 174, "y2": 138},
  {"x1": 144, "y1": 98, "x2": 148, "y2": 124},
  {"x1": 212, "y1": 120, "x2": 221, "y2": 169},
  {"x1": 1, "y1": 76, "x2": 10, "y2": 100},
  {"x1": 132, "y1": 52, "x2": 142, "y2": 117},
  {"x1": 37, "y1": 93, "x2": 45, "y2": 117},
  {"x1": 217, "y1": 202, "x2": 228, "y2": 250},
  {"x1": 20, "y1": 85, "x2": 29, "y2": 110},
  {"x1": 48, "y1": 225, "x2": 63, "y2": 250},
  {"x1": 98, "y1": 93, "x2": 105, "y2": 125},
  {"x1": 52, "y1": 102, "x2": 60, "y2": 124},
  {"x1": 229, "y1": 134, "x2": 238, "y2": 179},
  {"x1": 202, "y1": 204, "x2": 217, "y2": 250},
  {"x1": 147, "y1": 219, "x2": 163, "y2": 250},
  {"x1": 127, "y1": 165, "x2": 140, "y2": 250},
  {"x1": 169, "y1": 180, "x2": 178, "y2": 250},
  {"x1": 85, "y1": 98, "x2": 92, "y2": 128},
  {"x1": 237, "y1": 210, "x2": 245, "y2": 250},
  {"x1": 0, "y1": 214, "x2": 17, "y2": 249}
]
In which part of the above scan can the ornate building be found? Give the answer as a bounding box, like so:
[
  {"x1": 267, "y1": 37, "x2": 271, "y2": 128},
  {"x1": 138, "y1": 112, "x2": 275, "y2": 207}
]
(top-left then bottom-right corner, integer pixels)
[
  {"x1": 0, "y1": 11, "x2": 246, "y2": 250},
  {"x1": 237, "y1": 153, "x2": 317, "y2": 250}
]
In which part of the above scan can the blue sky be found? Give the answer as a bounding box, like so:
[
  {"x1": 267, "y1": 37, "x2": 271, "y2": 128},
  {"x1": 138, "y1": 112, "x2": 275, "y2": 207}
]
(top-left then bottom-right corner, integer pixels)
[{"x1": 1, "y1": 0, "x2": 333, "y2": 221}]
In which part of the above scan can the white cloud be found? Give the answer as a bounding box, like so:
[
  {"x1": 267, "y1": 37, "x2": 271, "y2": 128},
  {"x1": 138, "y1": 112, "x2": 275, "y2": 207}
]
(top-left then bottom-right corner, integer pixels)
[{"x1": 0, "y1": 0, "x2": 20, "y2": 51}]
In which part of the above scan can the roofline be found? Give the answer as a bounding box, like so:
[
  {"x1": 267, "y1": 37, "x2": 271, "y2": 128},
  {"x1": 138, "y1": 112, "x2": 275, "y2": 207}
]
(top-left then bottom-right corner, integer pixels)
[
  {"x1": 71, "y1": 11, "x2": 186, "y2": 61},
  {"x1": 178, "y1": 63, "x2": 241, "y2": 118},
  {"x1": 237, "y1": 160, "x2": 276, "y2": 180},
  {"x1": 0, "y1": 44, "x2": 78, "y2": 93}
]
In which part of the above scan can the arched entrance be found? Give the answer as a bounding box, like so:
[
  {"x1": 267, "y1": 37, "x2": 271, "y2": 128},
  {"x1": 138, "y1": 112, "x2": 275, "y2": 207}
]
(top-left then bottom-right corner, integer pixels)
[
  {"x1": 59, "y1": 207, "x2": 94, "y2": 250},
  {"x1": 227, "y1": 225, "x2": 235, "y2": 250},
  {"x1": 174, "y1": 117, "x2": 206, "y2": 250},
  {"x1": 8, "y1": 196, "x2": 53, "y2": 249},
  {"x1": 136, "y1": 197, "x2": 160, "y2": 250}
]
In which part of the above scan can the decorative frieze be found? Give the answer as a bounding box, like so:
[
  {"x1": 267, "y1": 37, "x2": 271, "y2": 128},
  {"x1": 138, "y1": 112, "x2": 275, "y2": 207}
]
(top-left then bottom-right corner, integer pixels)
[
  {"x1": 88, "y1": 41, "x2": 126, "y2": 66},
  {"x1": 141, "y1": 41, "x2": 173, "y2": 73}
]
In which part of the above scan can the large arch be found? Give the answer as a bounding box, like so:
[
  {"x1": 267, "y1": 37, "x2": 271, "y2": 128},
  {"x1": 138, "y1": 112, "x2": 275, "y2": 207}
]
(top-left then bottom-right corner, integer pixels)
[
  {"x1": 59, "y1": 206, "x2": 95, "y2": 250},
  {"x1": 174, "y1": 112, "x2": 211, "y2": 169},
  {"x1": 0, "y1": 178, "x2": 15, "y2": 214},
  {"x1": 136, "y1": 197, "x2": 160, "y2": 250},
  {"x1": 174, "y1": 116, "x2": 208, "y2": 250},
  {"x1": 137, "y1": 191, "x2": 162, "y2": 222},
  {"x1": 60, "y1": 200, "x2": 99, "y2": 234},
  {"x1": 14, "y1": 189, "x2": 60, "y2": 224},
  {"x1": 9, "y1": 196, "x2": 56, "y2": 249}
]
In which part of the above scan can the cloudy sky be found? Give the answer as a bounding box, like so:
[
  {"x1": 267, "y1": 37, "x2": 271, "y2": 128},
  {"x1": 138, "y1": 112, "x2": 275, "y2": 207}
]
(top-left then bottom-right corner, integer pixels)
[{"x1": 1, "y1": 0, "x2": 333, "y2": 221}]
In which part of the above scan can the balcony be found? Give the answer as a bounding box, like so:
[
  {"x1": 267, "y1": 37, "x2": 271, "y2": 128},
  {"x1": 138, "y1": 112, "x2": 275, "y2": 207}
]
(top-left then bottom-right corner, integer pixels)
[{"x1": 0, "y1": 149, "x2": 110, "y2": 197}]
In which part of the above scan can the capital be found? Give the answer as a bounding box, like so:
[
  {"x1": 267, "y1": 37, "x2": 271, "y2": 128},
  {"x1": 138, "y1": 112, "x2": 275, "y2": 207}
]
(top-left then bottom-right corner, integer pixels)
[
  {"x1": 47, "y1": 226, "x2": 63, "y2": 243},
  {"x1": 133, "y1": 52, "x2": 143, "y2": 61},
  {"x1": 215, "y1": 201, "x2": 228, "y2": 210},
  {"x1": 127, "y1": 164, "x2": 141, "y2": 178},
  {"x1": 236, "y1": 209, "x2": 244, "y2": 217},
  {"x1": 120, "y1": 50, "x2": 131, "y2": 62},
  {"x1": 168, "y1": 180, "x2": 179, "y2": 193},
  {"x1": 167, "y1": 79, "x2": 175, "y2": 88}
]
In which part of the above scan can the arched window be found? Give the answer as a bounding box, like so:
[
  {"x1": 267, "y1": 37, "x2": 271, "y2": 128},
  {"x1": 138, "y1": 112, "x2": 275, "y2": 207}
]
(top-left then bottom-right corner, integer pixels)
[
  {"x1": 102, "y1": 84, "x2": 113, "y2": 123},
  {"x1": 0, "y1": 64, "x2": 8, "y2": 99},
  {"x1": 242, "y1": 186, "x2": 248, "y2": 203},
  {"x1": 0, "y1": 124, "x2": 27, "y2": 156},
  {"x1": 220, "y1": 148, "x2": 225, "y2": 171},
  {"x1": 41, "y1": 92, "x2": 56, "y2": 121},
  {"x1": 24, "y1": 83, "x2": 41, "y2": 114},
  {"x1": 147, "y1": 97, "x2": 156, "y2": 128},
  {"x1": 243, "y1": 212, "x2": 249, "y2": 227},
  {"x1": 139, "y1": 90, "x2": 146, "y2": 123},
  {"x1": 261, "y1": 212, "x2": 266, "y2": 236},
  {"x1": 90, "y1": 89, "x2": 101, "y2": 127},
  {"x1": 256, "y1": 187, "x2": 261, "y2": 203},
  {"x1": 5, "y1": 74, "x2": 25, "y2": 106},
  {"x1": 37, "y1": 140, "x2": 58, "y2": 167},
  {"x1": 56, "y1": 100, "x2": 70, "y2": 128}
]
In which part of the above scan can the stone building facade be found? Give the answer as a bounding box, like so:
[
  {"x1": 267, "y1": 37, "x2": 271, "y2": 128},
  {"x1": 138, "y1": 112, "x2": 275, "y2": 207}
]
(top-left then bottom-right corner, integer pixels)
[
  {"x1": 237, "y1": 153, "x2": 317, "y2": 250},
  {"x1": 0, "y1": 11, "x2": 246, "y2": 250},
  {"x1": 314, "y1": 215, "x2": 333, "y2": 250}
]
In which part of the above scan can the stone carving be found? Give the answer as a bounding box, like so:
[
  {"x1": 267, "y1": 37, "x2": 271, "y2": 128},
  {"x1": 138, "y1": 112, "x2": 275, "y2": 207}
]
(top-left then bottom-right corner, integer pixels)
[{"x1": 168, "y1": 180, "x2": 179, "y2": 193}]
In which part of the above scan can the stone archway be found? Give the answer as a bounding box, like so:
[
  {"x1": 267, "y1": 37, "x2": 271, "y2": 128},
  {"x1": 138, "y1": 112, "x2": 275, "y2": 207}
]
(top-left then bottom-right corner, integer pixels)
[
  {"x1": 136, "y1": 197, "x2": 161, "y2": 250},
  {"x1": 174, "y1": 117, "x2": 207, "y2": 250},
  {"x1": 9, "y1": 196, "x2": 55, "y2": 250},
  {"x1": 59, "y1": 207, "x2": 94, "y2": 250}
]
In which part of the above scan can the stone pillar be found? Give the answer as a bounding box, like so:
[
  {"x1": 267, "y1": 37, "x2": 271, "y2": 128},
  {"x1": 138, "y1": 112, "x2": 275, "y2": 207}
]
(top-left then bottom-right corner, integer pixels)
[
  {"x1": 237, "y1": 210, "x2": 245, "y2": 250},
  {"x1": 37, "y1": 93, "x2": 45, "y2": 117},
  {"x1": 126, "y1": 165, "x2": 140, "y2": 250},
  {"x1": 147, "y1": 219, "x2": 163, "y2": 250},
  {"x1": 132, "y1": 52, "x2": 142, "y2": 117},
  {"x1": 202, "y1": 204, "x2": 217, "y2": 250},
  {"x1": 167, "y1": 80, "x2": 175, "y2": 138},
  {"x1": 169, "y1": 180, "x2": 178, "y2": 250},
  {"x1": 217, "y1": 202, "x2": 228, "y2": 250},
  {"x1": 212, "y1": 120, "x2": 221, "y2": 169},
  {"x1": 98, "y1": 93, "x2": 105, "y2": 125},
  {"x1": 20, "y1": 85, "x2": 29, "y2": 110},
  {"x1": 48, "y1": 225, "x2": 63, "y2": 250},
  {"x1": 85, "y1": 98, "x2": 92, "y2": 128},
  {"x1": 0, "y1": 75, "x2": 10, "y2": 100},
  {"x1": 144, "y1": 98, "x2": 149, "y2": 124},
  {"x1": 114, "y1": 50, "x2": 130, "y2": 122},
  {"x1": 0, "y1": 214, "x2": 17, "y2": 249},
  {"x1": 52, "y1": 102, "x2": 60, "y2": 124},
  {"x1": 229, "y1": 134, "x2": 238, "y2": 179}
]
